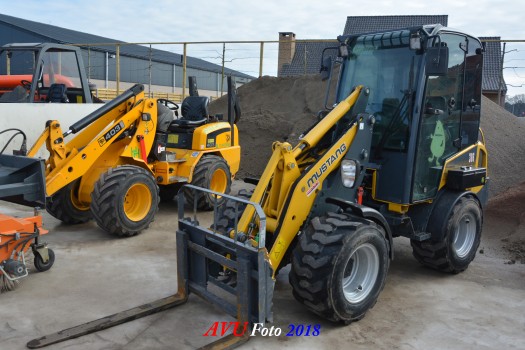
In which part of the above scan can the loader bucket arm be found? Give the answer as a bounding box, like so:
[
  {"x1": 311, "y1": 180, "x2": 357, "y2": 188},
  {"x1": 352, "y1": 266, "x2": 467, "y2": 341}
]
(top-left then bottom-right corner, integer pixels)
[{"x1": 25, "y1": 84, "x2": 156, "y2": 199}]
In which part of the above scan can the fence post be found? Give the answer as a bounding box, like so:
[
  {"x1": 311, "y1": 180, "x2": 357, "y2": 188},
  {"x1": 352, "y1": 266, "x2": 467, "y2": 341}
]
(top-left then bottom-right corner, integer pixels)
[
  {"x1": 116, "y1": 44, "x2": 120, "y2": 95},
  {"x1": 183, "y1": 43, "x2": 187, "y2": 99},
  {"x1": 221, "y1": 42, "x2": 225, "y2": 97},
  {"x1": 148, "y1": 44, "x2": 152, "y2": 98},
  {"x1": 259, "y1": 42, "x2": 264, "y2": 78}
]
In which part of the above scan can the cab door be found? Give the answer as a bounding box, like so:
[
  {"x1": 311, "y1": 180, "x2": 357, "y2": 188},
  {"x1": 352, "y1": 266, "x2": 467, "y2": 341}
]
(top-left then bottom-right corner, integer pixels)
[{"x1": 412, "y1": 33, "x2": 482, "y2": 202}]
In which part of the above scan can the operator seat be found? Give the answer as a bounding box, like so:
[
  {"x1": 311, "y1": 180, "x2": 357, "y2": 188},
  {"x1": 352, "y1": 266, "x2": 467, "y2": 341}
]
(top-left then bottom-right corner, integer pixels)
[
  {"x1": 168, "y1": 96, "x2": 209, "y2": 132},
  {"x1": 47, "y1": 84, "x2": 69, "y2": 103}
]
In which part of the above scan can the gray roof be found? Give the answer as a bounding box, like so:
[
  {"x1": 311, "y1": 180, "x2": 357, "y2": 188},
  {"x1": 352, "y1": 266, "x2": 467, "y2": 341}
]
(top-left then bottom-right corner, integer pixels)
[
  {"x1": 280, "y1": 15, "x2": 504, "y2": 93},
  {"x1": 280, "y1": 41, "x2": 334, "y2": 77},
  {"x1": 0, "y1": 13, "x2": 253, "y2": 79},
  {"x1": 343, "y1": 15, "x2": 448, "y2": 35},
  {"x1": 280, "y1": 15, "x2": 450, "y2": 77},
  {"x1": 479, "y1": 36, "x2": 506, "y2": 92}
]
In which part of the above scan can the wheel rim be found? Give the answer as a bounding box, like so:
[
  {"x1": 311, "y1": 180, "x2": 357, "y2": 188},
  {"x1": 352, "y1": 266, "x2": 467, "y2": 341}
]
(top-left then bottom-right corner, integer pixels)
[
  {"x1": 342, "y1": 243, "x2": 380, "y2": 304},
  {"x1": 70, "y1": 184, "x2": 90, "y2": 212},
  {"x1": 123, "y1": 183, "x2": 152, "y2": 221},
  {"x1": 453, "y1": 213, "x2": 476, "y2": 258},
  {"x1": 209, "y1": 168, "x2": 228, "y2": 197}
]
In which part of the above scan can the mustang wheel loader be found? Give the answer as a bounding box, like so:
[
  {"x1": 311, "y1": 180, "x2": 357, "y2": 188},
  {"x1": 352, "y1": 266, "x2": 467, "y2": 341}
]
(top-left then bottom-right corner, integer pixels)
[
  {"x1": 27, "y1": 24, "x2": 488, "y2": 349},
  {"x1": 1, "y1": 77, "x2": 241, "y2": 237}
]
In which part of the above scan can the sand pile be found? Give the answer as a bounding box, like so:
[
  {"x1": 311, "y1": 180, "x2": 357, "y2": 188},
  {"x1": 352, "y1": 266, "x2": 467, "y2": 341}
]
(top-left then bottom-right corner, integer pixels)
[
  {"x1": 480, "y1": 97, "x2": 525, "y2": 195},
  {"x1": 211, "y1": 76, "x2": 525, "y2": 196},
  {"x1": 209, "y1": 76, "x2": 323, "y2": 177},
  {"x1": 484, "y1": 181, "x2": 525, "y2": 263}
]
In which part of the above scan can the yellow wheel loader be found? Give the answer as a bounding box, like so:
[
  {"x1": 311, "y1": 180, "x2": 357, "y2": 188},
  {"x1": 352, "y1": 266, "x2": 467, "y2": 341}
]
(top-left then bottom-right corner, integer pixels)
[
  {"x1": 1, "y1": 77, "x2": 241, "y2": 237},
  {"x1": 27, "y1": 25, "x2": 489, "y2": 349}
]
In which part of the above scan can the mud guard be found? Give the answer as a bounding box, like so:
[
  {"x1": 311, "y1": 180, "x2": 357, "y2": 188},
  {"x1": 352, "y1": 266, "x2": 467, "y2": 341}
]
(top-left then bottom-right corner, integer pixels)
[{"x1": 325, "y1": 197, "x2": 394, "y2": 260}]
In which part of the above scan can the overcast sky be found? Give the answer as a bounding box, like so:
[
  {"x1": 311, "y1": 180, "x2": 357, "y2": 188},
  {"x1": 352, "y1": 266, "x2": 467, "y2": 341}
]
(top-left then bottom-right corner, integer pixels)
[{"x1": 1, "y1": 0, "x2": 523, "y2": 96}]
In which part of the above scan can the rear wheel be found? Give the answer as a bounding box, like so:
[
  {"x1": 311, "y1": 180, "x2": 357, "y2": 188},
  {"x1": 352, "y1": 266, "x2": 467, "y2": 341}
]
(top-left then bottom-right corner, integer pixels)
[
  {"x1": 289, "y1": 212, "x2": 389, "y2": 323},
  {"x1": 411, "y1": 195, "x2": 482, "y2": 273},
  {"x1": 184, "y1": 155, "x2": 231, "y2": 210},
  {"x1": 46, "y1": 180, "x2": 92, "y2": 224},
  {"x1": 91, "y1": 165, "x2": 159, "y2": 237}
]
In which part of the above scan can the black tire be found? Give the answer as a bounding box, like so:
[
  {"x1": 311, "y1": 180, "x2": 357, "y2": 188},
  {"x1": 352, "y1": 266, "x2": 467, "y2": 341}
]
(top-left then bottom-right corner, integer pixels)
[
  {"x1": 207, "y1": 189, "x2": 252, "y2": 278},
  {"x1": 215, "y1": 189, "x2": 252, "y2": 235},
  {"x1": 159, "y1": 184, "x2": 181, "y2": 203},
  {"x1": 46, "y1": 181, "x2": 92, "y2": 224},
  {"x1": 184, "y1": 155, "x2": 231, "y2": 211},
  {"x1": 411, "y1": 195, "x2": 482, "y2": 273},
  {"x1": 289, "y1": 212, "x2": 390, "y2": 323},
  {"x1": 34, "y1": 248, "x2": 55, "y2": 272},
  {"x1": 91, "y1": 165, "x2": 159, "y2": 237}
]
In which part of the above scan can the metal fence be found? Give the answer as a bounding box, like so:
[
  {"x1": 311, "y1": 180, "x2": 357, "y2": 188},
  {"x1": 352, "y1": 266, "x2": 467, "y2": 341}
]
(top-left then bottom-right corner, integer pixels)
[{"x1": 77, "y1": 38, "x2": 525, "y2": 103}]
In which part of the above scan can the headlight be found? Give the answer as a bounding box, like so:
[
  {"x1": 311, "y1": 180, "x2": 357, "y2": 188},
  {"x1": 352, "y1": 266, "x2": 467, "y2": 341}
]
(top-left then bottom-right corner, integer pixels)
[{"x1": 341, "y1": 159, "x2": 358, "y2": 188}]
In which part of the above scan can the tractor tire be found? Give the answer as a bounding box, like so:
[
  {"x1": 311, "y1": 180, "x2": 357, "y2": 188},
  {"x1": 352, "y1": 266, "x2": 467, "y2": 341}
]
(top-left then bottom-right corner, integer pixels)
[
  {"x1": 46, "y1": 181, "x2": 92, "y2": 224},
  {"x1": 34, "y1": 248, "x2": 55, "y2": 272},
  {"x1": 184, "y1": 155, "x2": 231, "y2": 211},
  {"x1": 91, "y1": 165, "x2": 159, "y2": 237},
  {"x1": 289, "y1": 212, "x2": 389, "y2": 323},
  {"x1": 214, "y1": 189, "x2": 252, "y2": 235},
  {"x1": 411, "y1": 195, "x2": 482, "y2": 273}
]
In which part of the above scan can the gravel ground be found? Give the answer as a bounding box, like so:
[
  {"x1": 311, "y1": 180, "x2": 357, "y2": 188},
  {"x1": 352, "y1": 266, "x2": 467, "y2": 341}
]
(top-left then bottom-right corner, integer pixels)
[{"x1": 0, "y1": 183, "x2": 523, "y2": 350}]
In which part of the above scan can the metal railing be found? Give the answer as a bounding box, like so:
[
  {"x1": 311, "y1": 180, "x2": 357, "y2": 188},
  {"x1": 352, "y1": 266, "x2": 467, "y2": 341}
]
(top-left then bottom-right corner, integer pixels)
[{"x1": 94, "y1": 88, "x2": 184, "y2": 102}]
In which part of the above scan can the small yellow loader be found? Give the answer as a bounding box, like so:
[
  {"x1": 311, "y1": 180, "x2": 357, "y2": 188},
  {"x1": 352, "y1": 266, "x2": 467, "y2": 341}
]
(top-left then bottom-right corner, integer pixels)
[{"x1": 1, "y1": 77, "x2": 241, "y2": 237}]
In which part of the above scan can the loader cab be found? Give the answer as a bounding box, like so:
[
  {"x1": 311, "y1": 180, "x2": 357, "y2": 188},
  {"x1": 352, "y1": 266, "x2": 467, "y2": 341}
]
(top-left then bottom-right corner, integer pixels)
[
  {"x1": 331, "y1": 25, "x2": 483, "y2": 206},
  {"x1": 0, "y1": 43, "x2": 92, "y2": 103}
]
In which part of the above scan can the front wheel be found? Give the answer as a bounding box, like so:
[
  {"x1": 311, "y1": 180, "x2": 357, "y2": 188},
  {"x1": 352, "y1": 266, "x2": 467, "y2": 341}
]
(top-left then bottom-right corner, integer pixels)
[
  {"x1": 289, "y1": 212, "x2": 390, "y2": 323},
  {"x1": 91, "y1": 166, "x2": 159, "y2": 237},
  {"x1": 411, "y1": 195, "x2": 482, "y2": 273},
  {"x1": 46, "y1": 181, "x2": 92, "y2": 224},
  {"x1": 184, "y1": 155, "x2": 231, "y2": 211}
]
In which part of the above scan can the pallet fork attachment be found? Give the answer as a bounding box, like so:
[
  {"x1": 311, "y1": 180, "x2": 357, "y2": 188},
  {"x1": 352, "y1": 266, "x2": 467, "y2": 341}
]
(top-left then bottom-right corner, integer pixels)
[{"x1": 27, "y1": 185, "x2": 273, "y2": 349}]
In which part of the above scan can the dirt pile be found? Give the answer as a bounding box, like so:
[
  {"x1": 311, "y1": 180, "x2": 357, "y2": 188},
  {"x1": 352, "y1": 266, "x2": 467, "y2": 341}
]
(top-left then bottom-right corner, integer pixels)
[
  {"x1": 211, "y1": 76, "x2": 525, "y2": 196},
  {"x1": 209, "y1": 76, "x2": 324, "y2": 177},
  {"x1": 484, "y1": 181, "x2": 525, "y2": 263},
  {"x1": 480, "y1": 97, "x2": 525, "y2": 195}
]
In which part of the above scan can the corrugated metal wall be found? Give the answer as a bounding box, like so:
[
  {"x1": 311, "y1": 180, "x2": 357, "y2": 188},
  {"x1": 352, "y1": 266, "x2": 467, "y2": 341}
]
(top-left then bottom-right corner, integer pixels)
[{"x1": 1, "y1": 23, "x2": 249, "y2": 92}]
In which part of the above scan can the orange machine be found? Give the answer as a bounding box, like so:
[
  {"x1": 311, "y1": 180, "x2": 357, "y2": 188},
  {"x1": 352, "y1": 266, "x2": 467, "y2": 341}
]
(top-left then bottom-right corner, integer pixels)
[
  {"x1": 0, "y1": 210, "x2": 54, "y2": 292},
  {"x1": 0, "y1": 154, "x2": 54, "y2": 292}
]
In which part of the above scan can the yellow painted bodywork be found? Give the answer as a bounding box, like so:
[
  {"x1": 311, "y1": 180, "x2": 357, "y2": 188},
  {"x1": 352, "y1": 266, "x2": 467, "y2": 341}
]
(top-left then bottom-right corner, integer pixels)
[
  {"x1": 154, "y1": 123, "x2": 240, "y2": 185},
  {"x1": 438, "y1": 140, "x2": 488, "y2": 194},
  {"x1": 27, "y1": 88, "x2": 240, "y2": 208}
]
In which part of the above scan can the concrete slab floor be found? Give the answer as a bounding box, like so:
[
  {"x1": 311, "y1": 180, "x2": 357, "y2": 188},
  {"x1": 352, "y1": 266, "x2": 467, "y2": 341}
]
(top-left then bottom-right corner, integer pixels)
[{"x1": 1, "y1": 186, "x2": 524, "y2": 350}]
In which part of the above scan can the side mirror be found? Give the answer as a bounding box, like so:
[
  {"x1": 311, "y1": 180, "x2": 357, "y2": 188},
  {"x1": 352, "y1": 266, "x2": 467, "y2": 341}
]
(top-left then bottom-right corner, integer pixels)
[
  {"x1": 425, "y1": 46, "x2": 449, "y2": 76},
  {"x1": 320, "y1": 56, "x2": 332, "y2": 81}
]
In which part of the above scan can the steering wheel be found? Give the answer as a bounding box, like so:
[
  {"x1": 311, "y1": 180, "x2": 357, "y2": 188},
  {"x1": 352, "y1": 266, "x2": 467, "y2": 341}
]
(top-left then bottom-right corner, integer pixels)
[
  {"x1": 20, "y1": 80, "x2": 32, "y2": 91},
  {"x1": 157, "y1": 98, "x2": 179, "y2": 112}
]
